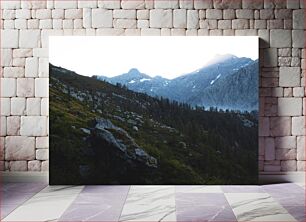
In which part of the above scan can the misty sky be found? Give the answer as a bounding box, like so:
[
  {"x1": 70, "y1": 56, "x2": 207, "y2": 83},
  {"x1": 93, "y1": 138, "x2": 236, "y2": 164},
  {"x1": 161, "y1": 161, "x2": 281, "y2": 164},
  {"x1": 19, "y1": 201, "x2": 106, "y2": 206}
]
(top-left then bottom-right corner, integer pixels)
[{"x1": 49, "y1": 36, "x2": 258, "y2": 79}]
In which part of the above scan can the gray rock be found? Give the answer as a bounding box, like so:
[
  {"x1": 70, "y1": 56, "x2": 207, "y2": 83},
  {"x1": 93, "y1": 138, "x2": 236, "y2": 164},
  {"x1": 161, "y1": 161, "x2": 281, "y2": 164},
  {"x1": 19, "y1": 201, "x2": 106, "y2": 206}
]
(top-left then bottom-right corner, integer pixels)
[{"x1": 80, "y1": 128, "x2": 91, "y2": 134}]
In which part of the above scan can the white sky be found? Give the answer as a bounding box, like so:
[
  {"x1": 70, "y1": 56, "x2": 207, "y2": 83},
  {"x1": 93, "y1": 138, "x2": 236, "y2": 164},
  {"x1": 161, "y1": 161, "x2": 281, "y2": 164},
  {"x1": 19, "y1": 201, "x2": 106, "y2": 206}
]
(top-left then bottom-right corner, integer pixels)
[{"x1": 49, "y1": 36, "x2": 258, "y2": 79}]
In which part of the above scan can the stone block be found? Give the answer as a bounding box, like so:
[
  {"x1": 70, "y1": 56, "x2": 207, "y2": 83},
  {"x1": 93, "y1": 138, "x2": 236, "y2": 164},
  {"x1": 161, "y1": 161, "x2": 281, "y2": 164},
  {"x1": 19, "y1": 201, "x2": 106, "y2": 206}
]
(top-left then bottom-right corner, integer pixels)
[
  {"x1": 236, "y1": 9, "x2": 254, "y2": 19},
  {"x1": 292, "y1": 116, "x2": 305, "y2": 136},
  {"x1": 1, "y1": 49, "x2": 12, "y2": 67},
  {"x1": 26, "y1": 98, "x2": 41, "y2": 116},
  {"x1": 41, "y1": 160, "x2": 49, "y2": 171},
  {"x1": 114, "y1": 19, "x2": 137, "y2": 28},
  {"x1": 2, "y1": 9, "x2": 15, "y2": 19},
  {"x1": 1, "y1": 117, "x2": 7, "y2": 136},
  {"x1": 265, "y1": 138, "x2": 275, "y2": 160},
  {"x1": 1, "y1": 1, "x2": 20, "y2": 9},
  {"x1": 293, "y1": 87, "x2": 304, "y2": 97},
  {"x1": 213, "y1": 0, "x2": 241, "y2": 9},
  {"x1": 25, "y1": 57, "x2": 38, "y2": 77},
  {"x1": 187, "y1": 10, "x2": 199, "y2": 29},
  {"x1": 218, "y1": 20, "x2": 232, "y2": 29},
  {"x1": 92, "y1": 9, "x2": 113, "y2": 28},
  {"x1": 1, "y1": 78, "x2": 16, "y2": 98},
  {"x1": 276, "y1": 148, "x2": 296, "y2": 160},
  {"x1": 270, "y1": 29, "x2": 291, "y2": 48},
  {"x1": 264, "y1": 48, "x2": 277, "y2": 67},
  {"x1": 275, "y1": 136, "x2": 297, "y2": 149},
  {"x1": 278, "y1": 98, "x2": 302, "y2": 116},
  {"x1": 19, "y1": 30, "x2": 41, "y2": 48},
  {"x1": 287, "y1": 0, "x2": 300, "y2": 9},
  {"x1": 281, "y1": 160, "x2": 297, "y2": 171},
  {"x1": 3, "y1": 67, "x2": 24, "y2": 78},
  {"x1": 137, "y1": 20, "x2": 149, "y2": 28},
  {"x1": 9, "y1": 161, "x2": 27, "y2": 171},
  {"x1": 137, "y1": 10, "x2": 149, "y2": 19},
  {"x1": 12, "y1": 58, "x2": 25, "y2": 67},
  {"x1": 154, "y1": 0, "x2": 178, "y2": 9},
  {"x1": 41, "y1": 98, "x2": 49, "y2": 116},
  {"x1": 1, "y1": 30, "x2": 19, "y2": 48},
  {"x1": 7, "y1": 116, "x2": 20, "y2": 136},
  {"x1": 173, "y1": 9, "x2": 187, "y2": 28},
  {"x1": 78, "y1": 0, "x2": 97, "y2": 8},
  {"x1": 35, "y1": 9, "x2": 51, "y2": 19},
  {"x1": 36, "y1": 137, "x2": 49, "y2": 149},
  {"x1": 258, "y1": 29, "x2": 269, "y2": 48},
  {"x1": 179, "y1": 0, "x2": 193, "y2": 9},
  {"x1": 279, "y1": 67, "x2": 300, "y2": 87},
  {"x1": 15, "y1": 9, "x2": 31, "y2": 19},
  {"x1": 11, "y1": 98, "x2": 26, "y2": 115},
  {"x1": 52, "y1": 9, "x2": 65, "y2": 19},
  {"x1": 292, "y1": 30, "x2": 305, "y2": 48},
  {"x1": 293, "y1": 9, "x2": 305, "y2": 29},
  {"x1": 232, "y1": 19, "x2": 249, "y2": 29},
  {"x1": 297, "y1": 136, "x2": 305, "y2": 161},
  {"x1": 39, "y1": 58, "x2": 49, "y2": 77},
  {"x1": 5, "y1": 136, "x2": 35, "y2": 160},
  {"x1": 83, "y1": 8, "x2": 92, "y2": 28},
  {"x1": 54, "y1": 1, "x2": 77, "y2": 9},
  {"x1": 28, "y1": 160, "x2": 41, "y2": 171},
  {"x1": 122, "y1": 0, "x2": 145, "y2": 9},
  {"x1": 223, "y1": 9, "x2": 235, "y2": 19},
  {"x1": 13, "y1": 49, "x2": 33, "y2": 58},
  {"x1": 98, "y1": 0, "x2": 120, "y2": 9},
  {"x1": 150, "y1": 9, "x2": 172, "y2": 28},
  {"x1": 36, "y1": 149, "x2": 48, "y2": 160},
  {"x1": 242, "y1": 0, "x2": 263, "y2": 8},
  {"x1": 140, "y1": 28, "x2": 161, "y2": 36},
  {"x1": 297, "y1": 161, "x2": 305, "y2": 171},
  {"x1": 259, "y1": 117, "x2": 269, "y2": 136},
  {"x1": 206, "y1": 9, "x2": 222, "y2": 19},
  {"x1": 114, "y1": 9, "x2": 136, "y2": 19},
  {"x1": 65, "y1": 9, "x2": 82, "y2": 19},
  {"x1": 270, "y1": 117, "x2": 291, "y2": 136},
  {"x1": 0, "y1": 98, "x2": 10, "y2": 116},
  {"x1": 35, "y1": 78, "x2": 49, "y2": 97},
  {"x1": 194, "y1": 0, "x2": 213, "y2": 9},
  {"x1": 274, "y1": 9, "x2": 292, "y2": 19},
  {"x1": 16, "y1": 78, "x2": 34, "y2": 97},
  {"x1": 20, "y1": 116, "x2": 48, "y2": 136}
]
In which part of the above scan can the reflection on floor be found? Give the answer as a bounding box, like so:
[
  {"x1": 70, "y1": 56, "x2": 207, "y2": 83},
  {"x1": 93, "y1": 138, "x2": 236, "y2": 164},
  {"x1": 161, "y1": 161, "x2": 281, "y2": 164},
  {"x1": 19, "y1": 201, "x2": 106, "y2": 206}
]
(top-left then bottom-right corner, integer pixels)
[{"x1": 1, "y1": 182, "x2": 304, "y2": 221}]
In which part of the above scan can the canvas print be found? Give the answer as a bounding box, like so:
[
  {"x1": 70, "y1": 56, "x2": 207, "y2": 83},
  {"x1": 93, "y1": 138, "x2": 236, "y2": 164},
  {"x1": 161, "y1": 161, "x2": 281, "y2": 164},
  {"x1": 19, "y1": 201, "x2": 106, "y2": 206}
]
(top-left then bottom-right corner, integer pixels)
[{"x1": 49, "y1": 36, "x2": 259, "y2": 185}]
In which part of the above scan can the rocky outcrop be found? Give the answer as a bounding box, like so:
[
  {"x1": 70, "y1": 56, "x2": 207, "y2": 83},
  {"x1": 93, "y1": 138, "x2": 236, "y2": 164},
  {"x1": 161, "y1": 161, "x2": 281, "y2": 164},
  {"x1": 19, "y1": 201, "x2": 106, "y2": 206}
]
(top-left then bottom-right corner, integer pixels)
[{"x1": 92, "y1": 118, "x2": 158, "y2": 168}]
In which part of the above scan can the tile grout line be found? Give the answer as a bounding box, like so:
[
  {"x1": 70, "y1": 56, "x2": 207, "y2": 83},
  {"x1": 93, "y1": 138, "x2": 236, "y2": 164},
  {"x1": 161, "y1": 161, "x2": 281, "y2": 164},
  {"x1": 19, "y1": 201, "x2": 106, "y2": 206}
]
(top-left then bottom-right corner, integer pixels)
[{"x1": 118, "y1": 185, "x2": 132, "y2": 222}]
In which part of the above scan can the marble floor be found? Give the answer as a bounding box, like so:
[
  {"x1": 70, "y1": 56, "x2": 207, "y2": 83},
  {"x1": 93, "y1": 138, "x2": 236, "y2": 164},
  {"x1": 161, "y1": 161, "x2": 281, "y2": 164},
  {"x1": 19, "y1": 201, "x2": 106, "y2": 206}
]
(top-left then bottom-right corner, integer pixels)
[{"x1": 1, "y1": 182, "x2": 305, "y2": 222}]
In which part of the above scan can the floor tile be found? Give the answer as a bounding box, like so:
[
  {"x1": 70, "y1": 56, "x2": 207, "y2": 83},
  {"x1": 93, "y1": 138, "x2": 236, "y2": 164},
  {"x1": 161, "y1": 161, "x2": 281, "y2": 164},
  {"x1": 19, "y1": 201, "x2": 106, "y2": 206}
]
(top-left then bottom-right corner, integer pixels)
[
  {"x1": 262, "y1": 183, "x2": 304, "y2": 193},
  {"x1": 175, "y1": 185, "x2": 222, "y2": 193},
  {"x1": 1, "y1": 183, "x2": 47, "y2": 193},
  {"x1": 225, "y1": 193, "x2": 297, "y2": 221},
  {"x1": 283, "y1": 205, "x2": 305, "y2": 222},
  {"x1": 270, "y1": 192, "x2": 305, "y2": 206},
  {"x1": 222, "y1": 185, "x2": 264, "y2": 193},
  {"x1": 119, "y1": 186, "x2": 176, "y2": 222},
  {"x1": 176, "y1": 193, "x2": 237, "y2": 222},
  {"x1": 59, "y1": 186, "x2": 130, "y2": 221},
  {"x1": 3, "y1": 185, "x2": 84, "y2": 221}
]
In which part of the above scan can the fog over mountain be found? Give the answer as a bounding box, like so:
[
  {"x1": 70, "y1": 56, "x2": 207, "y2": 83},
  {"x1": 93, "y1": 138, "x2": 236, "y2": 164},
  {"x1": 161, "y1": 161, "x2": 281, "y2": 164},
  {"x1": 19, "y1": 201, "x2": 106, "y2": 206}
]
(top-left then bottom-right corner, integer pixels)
[{"x1": 97, "y1": 54, "x2": 259, "y2": 112}]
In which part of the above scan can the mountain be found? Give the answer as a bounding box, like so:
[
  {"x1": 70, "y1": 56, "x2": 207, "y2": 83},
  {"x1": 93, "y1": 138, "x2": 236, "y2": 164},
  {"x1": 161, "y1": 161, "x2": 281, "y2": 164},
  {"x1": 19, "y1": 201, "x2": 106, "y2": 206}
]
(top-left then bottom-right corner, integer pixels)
[
  {"x1": 49, "y1": 64, "x2": 258, "y2": 185},
  {"x1": 190, "y1": 60, "x2": 259, "y2": 111},
  {"x1": 97, "y1": 55, "x2": 258, "y2": 112}
]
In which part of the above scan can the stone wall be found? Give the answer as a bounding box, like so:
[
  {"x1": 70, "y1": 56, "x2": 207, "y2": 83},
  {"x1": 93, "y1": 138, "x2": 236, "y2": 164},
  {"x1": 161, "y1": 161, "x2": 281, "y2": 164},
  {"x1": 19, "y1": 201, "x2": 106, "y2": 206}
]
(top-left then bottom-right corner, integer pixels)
[{"x1": 0, "y1": 0, "x2": 305, "y2": 173}]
